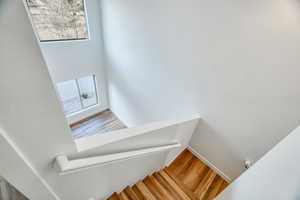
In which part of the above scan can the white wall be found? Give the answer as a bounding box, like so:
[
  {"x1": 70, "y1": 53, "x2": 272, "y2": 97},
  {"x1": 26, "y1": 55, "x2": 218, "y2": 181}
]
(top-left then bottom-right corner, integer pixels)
[
  {"x1": 0, "y1": 0, "x2": 76, "y2": 199},
  {"x1": 0, "y1": 128, "x2": 58, "y2": 200},
  {"x1": 101, "y1": 0, "x2": 300, "y2": 179},
  {"x1": 1, "y1": 1, "x2": 200, "y2": 200},
  {"x1": 217, "y1": 125, "x2": 300, "y2": 200},
  {"x1": 38, "y1": 0, "x2": 109, "y2": 124}
]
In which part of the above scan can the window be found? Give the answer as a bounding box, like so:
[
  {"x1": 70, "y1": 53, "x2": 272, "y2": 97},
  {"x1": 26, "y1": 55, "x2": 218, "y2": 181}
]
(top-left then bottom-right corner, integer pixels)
[
  {"x1": 56, "y1": 75, "x2": 98, "y2": 115},
  {"x1": 26, "y1": 0, "x2": 89, "y2": 41},
  {"x1": 77, "y1": 75, "x2": 98, "y2": 108}
]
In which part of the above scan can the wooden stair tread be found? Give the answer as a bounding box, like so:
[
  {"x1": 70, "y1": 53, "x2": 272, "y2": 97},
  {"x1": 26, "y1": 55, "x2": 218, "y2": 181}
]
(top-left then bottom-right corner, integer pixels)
[
  {"x1": 144, "y1": 176, "x2": 164, "y2": 200},
  {"x1": 153, "y1": 172, "x2": 182, "y2": 200},
  {"x1": 218, "y1": 181, "x2": 229, "y2": 195},
  {"x1": 119, "y1": 191, "x2": 130, "y2": 200},
  {"x1": 148, "y1": 175, "x2": 176, "y2": 200},
  {"x1": 156, "y1": 170, "x2": 192, "y2": 200},
  {"x1": 106, "y1": 149, "x2": 229, "y2": 200},
  {"x1": 124, "y1": 186, "x2": 140, "y2": 200},
  {"x1": 176, "y1": 156, "x2": 196, "y2": 181},
  {"x1": 108, "y1": 193, "x2": 120, "y2": 200},
  {"x1": 205, "y1": 176, "x2": 224, "y2": 200},
  {"x1": 168, "y1": 150, "x2": 194, "y2": 176},
  {"x1": 195, "y1": 169, "x2": 217, "y2": 199},
  {"x1": 163, "y1": 169, "x2": 198, "y2": 200},
  {"x1": 136, "y1": 180, "x2": 157, "y2": 200},
  {"x1": 132, "y1": 185, "x2": 145, "y2": 200},
  {"x1": 178, "y1": 157, "x2": 208, "y2": 191}
]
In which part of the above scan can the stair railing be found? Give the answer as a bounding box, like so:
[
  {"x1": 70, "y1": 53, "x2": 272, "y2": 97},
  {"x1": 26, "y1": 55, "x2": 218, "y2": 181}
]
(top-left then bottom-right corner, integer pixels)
[{"x1": 55, "y1": 142, "x2": 181, "y2": 175}]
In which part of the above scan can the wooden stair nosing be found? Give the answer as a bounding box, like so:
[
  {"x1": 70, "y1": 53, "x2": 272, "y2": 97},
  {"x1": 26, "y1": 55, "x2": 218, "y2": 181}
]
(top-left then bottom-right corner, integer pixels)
[
  {"x1": 143, "y1": 176, "x2": 165, "y2": 200},
  {"x1": 176, "y1": 156, "x2": 197, "y2": 181},
  {"x1": 206, "y1": 177, "x2": 224, "y2": 200},
  {"x1": 179, "y1": 158, "x2": 208, "y2": 191},
  {"x1": 195, "y1": 170, "x2": 217, "y2": 199},
  {"x1": 119, "y1": 191, "x2": 130, "y2": 200},
  {"x1": 132, "y1": 185, "x2": 146, "y2": 200},
  {"x1": 148, "y1": 175, "x2": 175, "y2": 200},
  {"x1": 153, "y1": 172, "x2": 182, "y2": 200},
  {"x1": 136, "y1": 180, "x2": 157, "y2": 200},
  {"x1": 108, "y1": 192, "x2": 120, "y2": 200},
  {"x1": 168, "y1": 150, "x2": 194, "y2": 176},
  {"x1": 217, "y1": 181, "x2": 229, "y2": 196},
  {"x1": 162, "y1": 169, "x2": 198, "y2": 200},
  {"x1": 124, "y1": 186, "x2": 140, "y2": 200}
]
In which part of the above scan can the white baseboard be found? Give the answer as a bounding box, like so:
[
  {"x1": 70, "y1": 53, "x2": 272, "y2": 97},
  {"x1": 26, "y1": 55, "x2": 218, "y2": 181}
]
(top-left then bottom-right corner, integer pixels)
[
  {"x1": 67, "y1": 105, "x2": 109, "y2": 125},
  {"x1": 188, "y1": 146, "x2": 232, "y2": 183}
]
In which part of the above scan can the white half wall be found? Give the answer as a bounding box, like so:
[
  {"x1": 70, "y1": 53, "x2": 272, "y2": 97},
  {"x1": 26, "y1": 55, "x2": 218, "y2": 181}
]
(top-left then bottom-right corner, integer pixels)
[
  {"x1": 101, "y1": 0, "x2": 300, "y2": 179},
  {"x1": 52, "y1": 116, "x2": 199, "y2": 200},
  {"x1": 217, "y1": 125, "x2": 300, "y2": 200},
  {"x1": 37, "y1": 0, "x2": 109, "y2": 124}
]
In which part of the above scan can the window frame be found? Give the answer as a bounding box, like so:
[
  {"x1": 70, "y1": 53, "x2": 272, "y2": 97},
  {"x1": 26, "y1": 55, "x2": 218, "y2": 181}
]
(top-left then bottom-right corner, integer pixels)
[
  {"x1": 57, "y1": 75, "x2": 99, "y2": 116},
  {"x1": 25, "y1": 0, "x2": 90, "y2": 42}
]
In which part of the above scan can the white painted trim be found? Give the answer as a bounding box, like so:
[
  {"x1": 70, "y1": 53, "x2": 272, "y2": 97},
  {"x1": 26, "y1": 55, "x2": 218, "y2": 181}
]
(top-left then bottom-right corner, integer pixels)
[
  {"x1": 56, "y1": 142, "x2": 181, "y2": 175},
  {"x1": 188, "y1": 146, "x2": 232, "y2": 183},
  {"x1": 75, "y1": 114, "x2": 201, "y2": 152},
  {"x1": 66, "y1": 104, "x2": 109, "y2": 125}
]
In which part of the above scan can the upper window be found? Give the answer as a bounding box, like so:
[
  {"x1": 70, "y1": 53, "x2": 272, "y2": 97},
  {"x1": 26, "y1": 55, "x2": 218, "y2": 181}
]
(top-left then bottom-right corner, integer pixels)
[{"x1": 26, "y1": 0, "x2": 89, "y2": 42}]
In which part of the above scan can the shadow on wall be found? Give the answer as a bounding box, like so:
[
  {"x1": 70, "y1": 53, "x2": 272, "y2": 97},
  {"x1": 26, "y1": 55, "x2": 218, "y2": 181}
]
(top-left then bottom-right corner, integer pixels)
[
  {"x1": 0, "y1": 176, "x2": 28, "y2": 200},
  {"x1": 190, "y1": 120, "x2": 245, "y2": 180},
  {"x1": 0, "y1": 0, "x2": 3, "y2": 12},
  {"x1": 107, "y1": 56, "x2": 153, "y2": 126}
]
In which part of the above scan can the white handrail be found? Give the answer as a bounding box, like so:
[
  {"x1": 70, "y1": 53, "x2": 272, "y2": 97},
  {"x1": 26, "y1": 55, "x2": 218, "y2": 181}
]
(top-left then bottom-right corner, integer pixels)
[{"x1": 55, "y1": 142, "x2": 181, "y2": 175}]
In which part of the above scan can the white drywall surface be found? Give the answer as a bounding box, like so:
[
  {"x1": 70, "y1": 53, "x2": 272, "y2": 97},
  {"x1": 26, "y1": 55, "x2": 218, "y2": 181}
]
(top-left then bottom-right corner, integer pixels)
[
  {"x1": 101, "y1": 0, "x2": 300, "y2": 179},
  {"x1": 0, "y1": 4, "x2": 200, "y2": 197},
  {"x1": 0, "y1": 1, "x2": 200, "y2": 199},
  {"x1": 217, "y1": 126, "x2": 300, "y2": 200},
  {"x1": 0, "y1": 0, "x2": 76, "y2": 199},
  {"x1": 38, "y1": 0, "x2": 109, "y2": 124},
  {"x1": 0, "y1": 129, "x2": 59, "y2": 200}
]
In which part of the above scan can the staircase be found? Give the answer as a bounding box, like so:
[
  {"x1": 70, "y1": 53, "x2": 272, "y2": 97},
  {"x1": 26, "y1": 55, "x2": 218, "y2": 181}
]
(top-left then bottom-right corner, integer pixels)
[{"x1": 107, "y1": 149, "x2": 229, "y2": 200}]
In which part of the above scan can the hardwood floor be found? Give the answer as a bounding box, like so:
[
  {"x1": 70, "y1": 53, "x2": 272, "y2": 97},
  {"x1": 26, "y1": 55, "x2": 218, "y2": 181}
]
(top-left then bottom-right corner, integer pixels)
[
  {"x1": 71, "y1": 110, "x2": 127, "y2": 139},
  {"x1": 107, "y1": 149, "x2": 229, "y2": 200}
]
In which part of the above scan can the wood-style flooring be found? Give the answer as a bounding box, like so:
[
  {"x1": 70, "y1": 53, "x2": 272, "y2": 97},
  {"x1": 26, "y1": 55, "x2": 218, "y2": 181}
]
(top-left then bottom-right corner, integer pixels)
[
  {"x1": 71, "y1": 110, "x2": 127, "y2": 139},
  {"x1": 107, "y1": 149, "x2": 229, "y2": 200}
]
